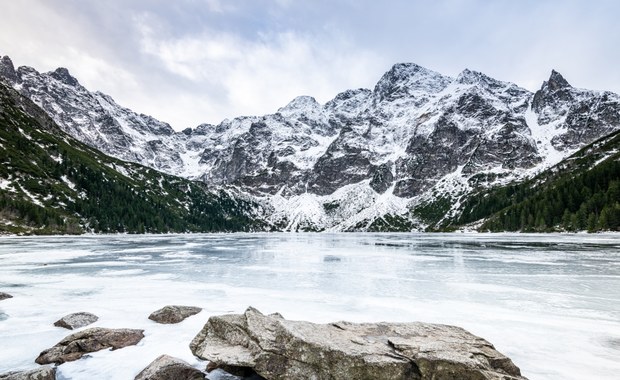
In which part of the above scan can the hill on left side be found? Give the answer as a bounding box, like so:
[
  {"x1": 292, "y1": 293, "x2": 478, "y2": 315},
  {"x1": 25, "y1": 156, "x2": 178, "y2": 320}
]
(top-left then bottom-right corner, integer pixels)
[{"x1": 0, "y1": 81, "x2": 267, "y2": 234}]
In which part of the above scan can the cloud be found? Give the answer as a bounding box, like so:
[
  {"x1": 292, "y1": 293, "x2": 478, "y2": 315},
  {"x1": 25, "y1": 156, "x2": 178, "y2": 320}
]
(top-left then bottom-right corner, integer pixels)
[
  {"x1": 135, "y1": 13, "x2": 386, "y2": 124},
  {"x1": 1, "y1": 0, "x2": 620, "y2": 130}
]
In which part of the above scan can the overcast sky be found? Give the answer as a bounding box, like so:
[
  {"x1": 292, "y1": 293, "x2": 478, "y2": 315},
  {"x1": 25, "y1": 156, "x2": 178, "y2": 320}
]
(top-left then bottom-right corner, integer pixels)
[{"x1": 1, "y1": 0, "x2": 619, "y2": 130}]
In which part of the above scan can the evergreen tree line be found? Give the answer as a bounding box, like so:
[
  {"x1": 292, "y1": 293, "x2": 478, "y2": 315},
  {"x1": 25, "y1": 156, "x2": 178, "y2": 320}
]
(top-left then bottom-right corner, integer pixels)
[{"x1": 457, "y1": 157, "x2": 620, "y2": 232}]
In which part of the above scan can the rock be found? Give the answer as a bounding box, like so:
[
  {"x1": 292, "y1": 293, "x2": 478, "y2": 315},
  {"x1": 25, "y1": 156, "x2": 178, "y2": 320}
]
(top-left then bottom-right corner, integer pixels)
[
  {"x1": 370, "y1": 162, "x2": 394, "y2": 194},
  {"x1": 148, "y1": 305, "x2": 202, "y2": 324},
  {"x1": 35, "y1": 327, "x2": 144, "y2": 365},
  {"x1": 0, "y1": 292, "x2": 13, "y2": 301},
  {"x1": 134, "y1": 354, "x2": 204, "y2": 380},
  {"x1": 53, "y1": 312, "x2": 99, "y2": 330},
  {"x1": 190, "y1": 307, "x2": 526, "y2": 380},
  {"x1": 0, "y1": 366, "x2": 56, "y2": 380}
]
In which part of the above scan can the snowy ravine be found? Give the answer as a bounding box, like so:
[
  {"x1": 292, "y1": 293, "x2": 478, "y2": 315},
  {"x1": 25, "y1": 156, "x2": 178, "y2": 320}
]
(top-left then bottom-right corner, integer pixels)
[{"x1": 2, "y1": 56, "x2": 620, "y2": 230}]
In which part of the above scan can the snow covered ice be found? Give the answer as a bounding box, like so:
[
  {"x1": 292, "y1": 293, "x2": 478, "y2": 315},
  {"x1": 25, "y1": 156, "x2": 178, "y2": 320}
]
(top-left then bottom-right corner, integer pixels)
[{"x1": 0, "y1": 233, "x2": 619, "y2": 379}]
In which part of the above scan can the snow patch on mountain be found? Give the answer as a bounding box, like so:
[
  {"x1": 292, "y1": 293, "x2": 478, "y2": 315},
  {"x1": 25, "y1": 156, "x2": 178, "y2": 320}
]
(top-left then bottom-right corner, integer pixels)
[{"x1": 524, "y1": 106, "x2": 567, "y2": 170}]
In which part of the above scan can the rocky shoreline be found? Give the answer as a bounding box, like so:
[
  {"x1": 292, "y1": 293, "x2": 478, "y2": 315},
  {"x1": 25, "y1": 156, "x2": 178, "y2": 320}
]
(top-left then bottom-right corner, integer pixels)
[{"x1": 0, "y1": 297, "x2": 526, "y2": 380}]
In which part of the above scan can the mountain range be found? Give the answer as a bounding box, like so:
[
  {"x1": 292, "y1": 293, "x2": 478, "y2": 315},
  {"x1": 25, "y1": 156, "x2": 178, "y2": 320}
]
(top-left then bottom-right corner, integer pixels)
[{"x1": 1, "y1": 55, "x2": 618, "y2": 232}]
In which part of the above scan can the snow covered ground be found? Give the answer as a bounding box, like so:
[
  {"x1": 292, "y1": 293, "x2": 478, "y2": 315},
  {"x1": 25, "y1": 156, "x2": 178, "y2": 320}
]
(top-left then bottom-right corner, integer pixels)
[{"x1": 0, "y1": 233, "x2": 619, "y2": 379}]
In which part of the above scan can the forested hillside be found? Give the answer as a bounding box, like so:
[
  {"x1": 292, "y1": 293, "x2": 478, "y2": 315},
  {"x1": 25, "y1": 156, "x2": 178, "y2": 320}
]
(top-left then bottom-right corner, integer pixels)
[
  {"x1": 0, "y1": 82, "x2": 266, "y2": 234},
  {"x1": 453, "y1": 130, "x2": 620, "y2": 232}
]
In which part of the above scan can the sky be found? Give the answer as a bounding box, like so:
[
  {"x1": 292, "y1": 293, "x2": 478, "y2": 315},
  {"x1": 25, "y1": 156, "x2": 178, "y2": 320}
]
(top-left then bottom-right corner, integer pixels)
[{"x1": 1, "y1": 0, "x2": 619, "y2": 131}]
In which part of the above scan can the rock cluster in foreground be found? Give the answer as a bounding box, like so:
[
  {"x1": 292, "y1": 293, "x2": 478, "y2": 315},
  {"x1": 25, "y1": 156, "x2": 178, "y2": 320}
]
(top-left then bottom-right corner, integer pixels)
[
  {"x1": 1, "y1": 305, "x2": 527, "y2": 380},
  {"x1": 190, "y1": 307, "x2": 526, "y2": 380}
]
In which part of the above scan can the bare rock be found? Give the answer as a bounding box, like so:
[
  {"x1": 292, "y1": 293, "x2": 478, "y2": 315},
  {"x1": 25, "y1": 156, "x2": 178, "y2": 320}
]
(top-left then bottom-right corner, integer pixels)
[
  {"x1": 0, "y1": 292, "x2": 13, "y2": 301},
  {"x1": 35, "y1": 327, "x2": 144, "y2": 365},
  {"x1": 190, "y1": 307, "x2": 526, "y2": 380},
  {"x1": 148, "y1": 305, "x2": 202, "y2": 324},
  {"x1": 0, "y1": 366, "x2": 56, "y2": 380},
  {"x1": 53, "y1": 312, "x2": 98, "y2": 330},
  {"x1": 134, "y1": 354, "x2": 204, "y2": 380}
]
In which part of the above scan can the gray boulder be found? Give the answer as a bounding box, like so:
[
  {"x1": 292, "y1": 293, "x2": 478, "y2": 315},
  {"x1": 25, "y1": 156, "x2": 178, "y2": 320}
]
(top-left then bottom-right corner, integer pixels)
[
  {"x1": 0, "y1": 292, "x2": 13, "y2": 301},
  {"x1": 134, "y1": 354, "x2": 204, "y2": 380},
  {"x1": 35, "y1": 327, "x2": 144, "y2": 365},
  {"x1": 148, "y1": 305, "x2": 202, "y2": 324},
  {"x1": 53, "y1": 312, "x2": 99, "y2": 330},
  {"x1": 190, "y1": 307, "x2": 526, "y2": 380},
  {"x1": 0, "y1": 366, "x2": 56, "y2": 380}
]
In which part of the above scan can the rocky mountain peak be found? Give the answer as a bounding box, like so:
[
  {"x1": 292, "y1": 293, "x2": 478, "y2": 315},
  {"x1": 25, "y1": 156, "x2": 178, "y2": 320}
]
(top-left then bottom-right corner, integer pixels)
[
  {"x1": 49, "y1": 67, "x2": 80, "y2": 87},
  {"x1": 544, "y1": 70, "x2": 571, "y2": 91},
  {"x1": 532, "y1": 69, "x2": 575, "y2": 115},
  {"x1": 456, "y1": 68, "x2": 481, "y2": 83},
  {"x1": 277, "y1": 95, "x2": 322, "y2": 118},
  {"x1": 456, "y1": 68, "x2": 491, "y2": 85},
  {"x1": 374, "y1": 62, "x2": 452, "y2": 102},
  {"x1": 0, "y1": 55, "x2": 17, "y2": 83}
]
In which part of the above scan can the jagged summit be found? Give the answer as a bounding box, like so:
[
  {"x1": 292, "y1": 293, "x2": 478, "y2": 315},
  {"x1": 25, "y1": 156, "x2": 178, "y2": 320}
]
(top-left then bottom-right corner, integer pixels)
[
  {"x1": 48, "y1": 67, "x2": 80, "y2": 87},
  {"x1": 278, "y1": 95, "x2": 321, "y2": 115},
  {"x1": 0, "y1": 56, "x2": 15, "y2": 71},
  {"x1": 0, "y1": 55, "x2": 17, "y2": 83},
  {"x1": 543, "y1": 69, "x2": 571, "y2": 91},
  {"x1": 373, "y1": 62, "x2": 452, "y2": 101},
  {"x1": 457, "y1": 69, "x2": 496, "y2": 86}
]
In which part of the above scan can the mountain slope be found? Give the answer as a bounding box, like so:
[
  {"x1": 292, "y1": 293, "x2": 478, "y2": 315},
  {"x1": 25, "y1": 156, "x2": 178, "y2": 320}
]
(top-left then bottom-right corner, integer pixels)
[
  {"x1": 2, "y1": 55, "x2": 620, "y2": 231},
  {"x1": 448, "y1": 129, "x2": 620, "y2": 232},
  {"x1": 0, "y1": 81, "x2": 266, "y2": 234},
  {"x1": 0, "y1": 56, "x2": 208, "y2": 177}
]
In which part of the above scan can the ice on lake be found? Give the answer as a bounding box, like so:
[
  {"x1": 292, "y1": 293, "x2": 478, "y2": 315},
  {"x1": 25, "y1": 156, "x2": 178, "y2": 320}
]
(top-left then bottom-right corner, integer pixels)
[{"x1": 0, "y1": 233, "x2": 619, "y2": 379}]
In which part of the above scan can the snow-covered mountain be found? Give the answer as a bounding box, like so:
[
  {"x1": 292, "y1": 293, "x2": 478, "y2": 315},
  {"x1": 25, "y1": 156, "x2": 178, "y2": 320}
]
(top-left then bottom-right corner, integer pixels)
[
  {"x1": 2, "y1": 56, "x2": 619, "y2": 231},
  {"x1": 0, "y1": 56, "x2": 209, "y2": 178}
]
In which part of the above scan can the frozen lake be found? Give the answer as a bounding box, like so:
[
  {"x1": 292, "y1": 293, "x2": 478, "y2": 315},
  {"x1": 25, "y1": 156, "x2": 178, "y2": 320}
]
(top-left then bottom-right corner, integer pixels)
[{"x1": 0, "y1": 233, "x2": 619, "y2": 379}]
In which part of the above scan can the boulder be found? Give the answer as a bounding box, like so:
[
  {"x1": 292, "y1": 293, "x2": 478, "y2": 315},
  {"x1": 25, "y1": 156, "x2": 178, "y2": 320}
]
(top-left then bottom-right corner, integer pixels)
[
  {"x1": 35, "y1": 327, "x2": 144, "y2": 365},
  {"x1": 190, "y1": 307, "x2": 526, "y2": 380},
  {"x1": 0, "y1": 292, "x2": 13, "y2": 301},
  {"x1": 148, "y1": 305, "x2": 202, "y2": 324},
  {"x1": 53, "y1": 312, "x2": 99, "y2": 330},
  {"x1": 0, "y1": 366, "x2": 56, "y2": 380},
  {"x1": 134, "y1": 354, "x2": 204, "y2": 380}
]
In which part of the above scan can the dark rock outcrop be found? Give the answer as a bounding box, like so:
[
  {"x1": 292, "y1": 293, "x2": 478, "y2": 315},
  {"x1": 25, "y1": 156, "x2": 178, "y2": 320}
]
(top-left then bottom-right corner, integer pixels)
[
  {"x1": 134, "y1": 355, "x2": 204, "y2": 380},
  {"x1": 0, "y1": 292, "x2": 12, "y2": 301},
  {"x1": 190, "y1": 307, "x2": 526, "y2": 380},
  {"x1": 0, "y1": 366, "x2": 56, "y2": 380},
  {"x1": 53, "y1": 312, "x2": 99, "y2": 330},
  {"x1": 148, "y1": 305, "x2": 202, "y2": 324},
  {"x1": 35, "y1": 327, "x2": 144, "y2": 365},
  {"x1": 370, "y1": 162, "x2": 394, "y2": 194}
]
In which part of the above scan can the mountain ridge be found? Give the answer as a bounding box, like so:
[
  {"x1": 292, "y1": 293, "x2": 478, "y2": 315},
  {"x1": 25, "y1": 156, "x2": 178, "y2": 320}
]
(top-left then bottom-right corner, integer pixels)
[
  {"x1": 2, "y1": 55, "x2": 619, "y2": 231},
  {"x1": 0, "y1": 80, "x2": 266, "y2": 234}
]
